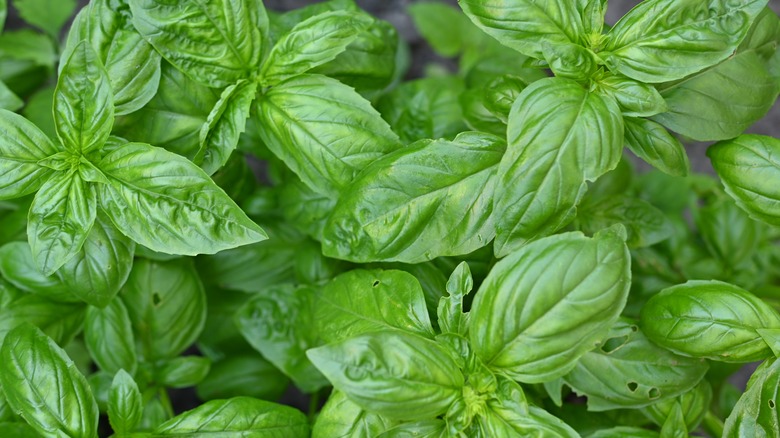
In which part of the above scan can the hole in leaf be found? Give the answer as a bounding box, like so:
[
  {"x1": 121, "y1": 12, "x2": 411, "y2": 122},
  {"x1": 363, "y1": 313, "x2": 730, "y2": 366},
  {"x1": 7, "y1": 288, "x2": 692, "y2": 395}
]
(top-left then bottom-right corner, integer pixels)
[
  {"x1": 601, "y1": 335, "x2": 629, "y2": 353},
  {"x1": 372, "y1": 280, "x2": 380, "y2": 287},
  {"x1": 627, "y1": 382, "x2": 638, "y2": 392},
  {"x1": 152, "y1": 293, "x2": 162, "y2": 306},
  {"x1": 770, "y1": 399, "x2": 776, "y2": 409},
  {"x1": 630, "y1": 325, "x2": 638, "y2": 332},
  {"x1": 648, "y1": 387, "x2": 660, "y2": 399}
]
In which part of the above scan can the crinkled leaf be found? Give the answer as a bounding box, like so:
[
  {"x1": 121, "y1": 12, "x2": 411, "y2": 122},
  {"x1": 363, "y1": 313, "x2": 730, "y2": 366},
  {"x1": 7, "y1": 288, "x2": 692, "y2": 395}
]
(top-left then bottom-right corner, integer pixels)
[
  {"x1": 494, "y1": 77, "x2": 623, "y2": 256},
  {"x1": 312, "y1": 390, "x2": 396, "y2": 438},
  {"x1": 97, "y1": 142, "x2": 266, "y2": 255},
  {"x1": 0, "y1": 109, "x2": 57, "y2": 200},
  {"x1": 84, "y1": 298, "x2": 137, "y2": 375},
  {"x1": 624, "y1": 117, "x2": 690, "y2": 177},
  {"x1": 723, "y1": 357, "x2": 780, "y2": 436},
  {"x1": 28, "y1": 171, "x2": 96, "y2": 276},
  {"x1": 603, "y1": 0, "x2": 767, "y2": 82},
  {"x1": 307, "y1": 331, "x2": 464, "y2": 421},
  {"x1": 54, "y1": 41, "x2": 113, "y2": 154},
  {"x1": 594, "y1": 73, "x2": 667, "y2": 117},
  {"x1": 641, "y1": 280, "x2": 780, "y2": 362},
  {"x1": 323, "y1": 132, "x2": 502, "y2": 263},
  {"x1": 107, "y1": 369, "x2": 142, "y2": 436},
  {"x1": 154, "y1": 397, "x2": 309, "y2": 437},
  {"x1": 255, "y1": 74, "x2": 401, "y2": 197},
  {"x1": 128, "y1": 0, "x2": 266, "y2": 88},
  {"x1": 0, "y1": 323, "x2": 98, "y2": 438},
  {"x1": 471, "y1": 226, "x2": 631, "y2": 383}
]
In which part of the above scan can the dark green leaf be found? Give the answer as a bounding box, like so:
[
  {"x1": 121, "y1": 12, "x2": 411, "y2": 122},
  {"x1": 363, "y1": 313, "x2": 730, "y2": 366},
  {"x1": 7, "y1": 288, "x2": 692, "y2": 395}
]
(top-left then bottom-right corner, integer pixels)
[
  {"x1": 129, "y1": 0, "x2": 266, "y2": 88},
  {"x1": 156, "y1": 356, "x2": 211, "y2": 388},
  {"x1": 84, "y1": 298, "x2": 137, "y2": 375},
  {"x1": 694, "y1": 195, "x2": 765, "y2": 268},
  {"x1": 255, "y1": 74, "x2": 401, "y2": 197},
  {"x1": 97, "y1": 142, "x2": 267, "y2": 255},
  {"x1": 578, "y1": 195, "x2": 674, "y2": 248},
  {"x1": 0, "y1": 29, "x2": 56, "y2": 68},
  {"x1": 12, "y1": 0, "x2": 76, "y2": 38},
  {"x1": 623, "y1": 117, "x2": 690, "y2": 177},
  {"x1": 471, "y1": 226, "x2": 631, "y2": 383},
  {"x1": 0, "y1": 423, "x2": 40, "y2": 437},
  {"x1": 723, "y1": 357, "x2": 780, "y2": 436},
  {"x1": 408, "y1": 2, "x2": 476, "y2": 57},
  {"x1": 154, "y1": 397, "x2": 309, "y2": 437},
  {"x1": 708, "y1": 134, "x2": 780, "y2": 226},
  {"x1": 312, "y1": 390, "x2": 396, "y2": 438},
  {"x1": 0, "y1": 293, "x2": 85, "y2": 346},
  {"x1": 494, "y1": 77, "x2": 623, "y2": 256},
  {"x1": 196, "y1": 355, "x2": 289, "y2": 401},
  {"x1": 642, "y1": 380, "x2": 712, "y2": 431},
  {"x1": 323, "y1": 132, "x2": 503, "y2": 263},
  {"x1": 602, "y1": 0, "x2": 767, "y2": 82},
  {"x1": 642, "y1": 280, "x2": 780, "y2": 362},
  {"x1": 0, "y1": 241, "x2": 78, "y2": 302},
  {"x1": 307, "y1": 331, "x2": 464, "y2": 421},
  {"x1": 107, "y1": 369, "x2": 142, "y2": 436},
  {"x1": 0, "y1": 80, "x2": 22, "y2": 111},
  {"x1": 0, "y1": 323, "x2": 98, "y2": 438},
  {"x1": 0, "y1": 109, "x2": 57, "y2": 200}
]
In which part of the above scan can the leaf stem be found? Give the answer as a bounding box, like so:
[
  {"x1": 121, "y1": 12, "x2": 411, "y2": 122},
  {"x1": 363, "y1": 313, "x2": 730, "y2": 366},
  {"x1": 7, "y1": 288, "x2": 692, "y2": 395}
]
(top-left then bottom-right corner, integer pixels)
[{"x1": 702, "y1": 410, "x2": 724, "y2": 437}]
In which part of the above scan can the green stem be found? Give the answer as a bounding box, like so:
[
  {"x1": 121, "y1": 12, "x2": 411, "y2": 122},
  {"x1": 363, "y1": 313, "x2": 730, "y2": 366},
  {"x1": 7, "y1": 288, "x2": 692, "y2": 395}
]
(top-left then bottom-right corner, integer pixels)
[
  {"x1": 702, "y1": 410, "x2": 724, "y2": 437},
  {"x1": 308, "y1": 390, "x2": 322, "y2": 422},
  {"x1": 159, "y1": 387, "x2": 175, "y2": 419}
]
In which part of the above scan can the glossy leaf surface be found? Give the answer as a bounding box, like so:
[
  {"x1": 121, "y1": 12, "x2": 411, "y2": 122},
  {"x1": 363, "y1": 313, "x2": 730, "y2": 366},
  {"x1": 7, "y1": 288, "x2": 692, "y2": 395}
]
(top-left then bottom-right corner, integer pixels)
[
  {"x1": 107, "y1": 369, "x2": 142, "y2": 436},
  {"x1": 84, "y1": 298, "x2": 137, "y2": 375},
  {"x1": 0, "y1": 109, "x2": 56, "y2": 200}
]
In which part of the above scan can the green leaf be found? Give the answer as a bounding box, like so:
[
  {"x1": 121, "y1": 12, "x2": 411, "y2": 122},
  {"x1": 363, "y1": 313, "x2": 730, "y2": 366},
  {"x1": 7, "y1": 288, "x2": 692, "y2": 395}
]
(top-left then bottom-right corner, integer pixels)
[
  {"x1": 121, "y1": 258, "x2": 206, "y2": 360},
  {"x1": 0, "y1": 0, "x2": 5, "y2": 33},
  {"x1": 107, "y1": 369, "x2": 142, "y2": 436},
  {"x1": 56, "y1": 211, "x2": 135, "y2": 307},
  {"x1": 458, "y1": 0, "x2": 584, "y2": 59},
  {"x1": 658, "y1": 402, "x2": 687, "y2": 438},
  {"x1": 195, "y1": 79, "x2": 257, "y2": 175},
  {"x1": 312, "y1": 390, "x2": 396, "y2": 438},
  {"x1": 641, "y1": 280, "x2": 780, "y2": 362},
  {"x1": 196, "y1": 355, "x2": 289, "y2": 401},
  {"x1": 0, "y1": 28, "x2": 56, "y2": 68},
  {"x1": 84, "y1": 298, "x2": 137, "y2": 375},
  {"x1": 494, "y1": 77, "x2": 623, "y2": 256},
  {"x1": 97, "y1": 142, "x2": 267, "y2": 255},
  {"x1": 54, "y1": 41, "x2": 113, "y2": 154},
  {"x1": 758, "y1": 328, "x2": 780, "y2": 358},
  {"x1": 723, "y1": 357, "x2": 780, "y2": 436},
  {"x1": 22, "y1": 86, "x2": 55, "y2": 138},
  {"x1": 470, "y1": 226, "x2": 631, "y2": 383},
  {"x1": 62, "y1": 0, "x2": 162, "y2": 115},
  {"x1": 438, "y1": 262, "x2": 473, "y2": 336},
  {"x1": 377, "y1": 420, "x2": 446, "y2": 438},
  {"x1": 154, "y1": 397, "x2": 309, "y2": 437},
  {"x1": 623, "y1": 117, "x2": 690, "y2": 177},
  {"x1": 642, "y1": 380, "x2": 712, "y2": 431},
  {"x1": 157, "y1": 356, "x2": 211, "y2": 388},
  {"x1": 12, "y1": 0, "x2": 76, "y2": 38},
  {"x1": 307, "y1": 331, "x2": 464, "y2": 421},
  {"x1": 0, "y1": 423, "x2": 40, "y2": 437},
  {"x1": 314, "y1": 269, "x2": 435, "y2": 343},
  {"x1": 709, "y1": 135, "x2": 780, "y2": 226},
  {"x1": 0, "y1": 323, "x2": 98, "y2": 438},
  {"x1": 0, "y1": 241, "x2": 77, "y2": 302},
  {"x1": 481, "y1": 74, "x2": 529, "y2": 123},
  {"x1": 564, "y1": 319, "x2": 709, "y2": 411},
  {"x1": 588, "y1": 427, "x2": 660, "y2": 438},
  {"x1": 260, "y1": 10, "x2": 372, "y2": 86},
  {"x1": 255, "y1": 74, "x2": 401, "y2": 197},
  {"x1": 322, "y1": 132, "x2": 503, "y2": 263},
  {"x1": 594, "y1": 73, "x2": 667, "y2": 117},
  {"x1": 28, "y1": 171, "x2": 97, "y2": 276},
  {"x1": 236, "y1": 284, "x2": 329, "y2": 393},
  {"x1": 479, "y1": 404, "x2": 580, "y2": 437},
  {"x1": 602, "y1": 0, "x2": 767, "y2": 82},
  {"x1": 0, "y1": 293, "x2": 85, "y2": 346},
  {"x1": 694, "y1": 195, "x2": 765, "y2": 268},
  {"x1": 0, "y1": 80, "x2": 22, "y2": 111},
  {"x1": 578, "y1": 195, "x2": 674, "y2": 248},
  {"x1": 128, "y1": 0, "x2": 266, "y2": 88},
  {"x1": 408, "y1": 2, "x2": 478, "y2": 57},
  {"x1": 0, "y1": 109, "x2": 57, "y2": 200}
]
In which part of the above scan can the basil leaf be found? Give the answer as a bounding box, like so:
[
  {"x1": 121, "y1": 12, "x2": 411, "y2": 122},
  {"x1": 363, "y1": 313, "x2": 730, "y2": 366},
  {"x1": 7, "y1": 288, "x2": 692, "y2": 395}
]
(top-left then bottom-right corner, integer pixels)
[
  {"x1": 694, "y1": 195, "x2": 765, "y2": 268},
  {"x1": 12, "y1": 0, "x2": 76, "y2": 38},
  {"x1": 623, "y1": 117, "x2": 690, "y2": 177},
  {"x1": 0, "y1": 109, "x2": 57, "y2": 200},
  {"x1": 62, "y1": 0, "x2": 161, "y2": 115},
  {"x1": 84, "y1": 298, "x2": 137, "y2": 375},
  {"x1": 460, "y1": 88, "x2": 507, "y2": 137},
  {"x1": 255, "y1": 74, "x2": 401, "y2": 197},
  {"x1": 0, "y1": 423, "x2": 40, "y2": 437},
  {"x1": 642, "y1": 280, "x2": 780, "y2": 362},
  {"x1": 494, "y1": 77, "x2": 623, "y2": 256},
  {"x1": 470, "y1": 226, "x2": 630, "y2": 383},
  {"x1": 0, "y1": 241, "x2": 77, "y2": 302},
  {"x1": 97, "y1": 142, "x2": 267, "y2": 255},
  {"x1": 578, "y1": 195, "x2": 674, "y2": 248},
  {"x1": 107, "y1": 369, "x2": 142, "y2": 436},
  {"x1": 196, "y1": 355, "x2": 289, "y2": 401},
  {"x1": 260, "y1": 10, "x2": 372, "y2": 86},
  {"x1": 642, "y1": 380, "x2": 712, "y2": 431},
  {"x1": 196, "y1": 79, "x2": 256, "y2": 175},
  {"x1": 312, "y1": 390, "x2": 396, "y2": 438},
  {"x1": 322, "y1": 132, "x2": 503, "y2": 263},
  {"x1": 708, "y1": 135, "x2": 780, "y2": 226},
  {"x1": 0, "y1": 323, "x2": 98, "y2": 438},
  {"x1": 28, "y1": 171, "x2": 97, "y2": 276},
  {"x1": 54, "y1": 41, "x2": 113, "y2": 155},
  {"x1": 723, "y1": 357, "x2": 780, "y2": 435},
  {"x1": 408, "y1": 2, "x2": 477, "y2": 57},
  {"x1": 153, "y1": 397, "x2": 309, "y2": 437},
  {"x1": 479, "y1": 404, "x2": 579, "y2": 437},
  {"x1": 438, "y1": 262, "x2": 473, "y2": 336},
  {"x1": 0, "y1": 294, "x2": 85, "y2": 346},
  {"x1": 128, "y1": 0, "x2": 266, "y2": 88},
  {"x1": 564, "y1": 319, "x2": 709, "y2": 411},
  {"x1": 157, "y1": 356, "x2": 211, "y2": 388},
  {"x1": 307, "y1": 331, "x2": 464, "y2": 421},
  {"x1": 458, "y1": 0, "x2": 584, "y2": 59},
  {"x1": 602, "y1": 0, "x2": 767, "y2": 82},
  {"x1": 56, "y1": 211, "x2": 135, "y2": 307},
  {"x1": 0, "y1": 80, "x2": 22, "y2": 111},
  {"x1": 482, "y1": 74, "x2": 529, "y2": 123},
  {"x1": 589, "y1": 427, "x2": 660, "y2": 438},
  {"x1": 594, "y1": 73, "x2": 667, "y2": 117},
  {"x1": 377, "y1": 420, "x2": 446, "y2": 438},
  {"x1": 121, "y1": 258, "x2": 206, "y2": 360},
  {"x1": 314, "y1": 269, "x2": 435, "y2": 343},
  {"x1": 236, "y1": 284, "x2": 329, "y2": 393},
  {"x1": 0, "y1": 0, "x2": 5, "y2": 33}
]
